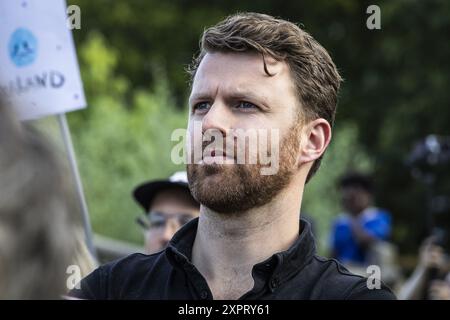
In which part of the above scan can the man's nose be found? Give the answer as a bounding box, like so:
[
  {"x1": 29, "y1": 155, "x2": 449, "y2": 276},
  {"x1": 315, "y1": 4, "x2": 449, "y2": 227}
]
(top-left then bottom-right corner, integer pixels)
[
  {"x1": 201, "y1": 101, "x2": 232, "y2": 134},
  {"x1": 161, "y1": 219, "x2": 179, "y2": 242}
]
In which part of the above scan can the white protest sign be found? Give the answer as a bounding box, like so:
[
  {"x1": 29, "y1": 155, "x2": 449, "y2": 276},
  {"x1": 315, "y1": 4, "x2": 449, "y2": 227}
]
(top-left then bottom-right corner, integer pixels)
[{"x1": 0, "y1": 0, "x2": 86, "y2": 120}]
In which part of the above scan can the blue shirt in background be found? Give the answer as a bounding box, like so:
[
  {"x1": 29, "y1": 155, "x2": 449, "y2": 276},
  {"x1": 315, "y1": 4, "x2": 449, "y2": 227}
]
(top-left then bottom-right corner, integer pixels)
[{"x1": 331, "y1": 207, "x2": 392, "y2": 265}]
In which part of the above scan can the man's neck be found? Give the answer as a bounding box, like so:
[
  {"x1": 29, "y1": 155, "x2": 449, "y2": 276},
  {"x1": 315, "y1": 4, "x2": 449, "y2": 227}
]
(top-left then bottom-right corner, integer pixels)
[{"x1": 191, "y1": 181, "x2": 303, "y2": 300}]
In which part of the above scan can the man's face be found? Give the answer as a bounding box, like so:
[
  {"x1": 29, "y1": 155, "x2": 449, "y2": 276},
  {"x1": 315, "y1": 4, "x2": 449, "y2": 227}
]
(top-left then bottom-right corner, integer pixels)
[
  {"x1": 340, "y1": 186, "x2": 372, "y2": 216},
  {"x1": 186, "y1": 52, "x2": 303, "y2": 213},
  {"x1": 143, "y1": 189, "x2": 199, "y2": 254}
]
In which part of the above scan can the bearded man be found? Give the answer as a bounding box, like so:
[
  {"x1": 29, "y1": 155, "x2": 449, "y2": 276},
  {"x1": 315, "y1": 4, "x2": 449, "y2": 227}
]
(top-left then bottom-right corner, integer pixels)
[{"x1": 70, "y1": 12, "x2": 396, "y2": 300}]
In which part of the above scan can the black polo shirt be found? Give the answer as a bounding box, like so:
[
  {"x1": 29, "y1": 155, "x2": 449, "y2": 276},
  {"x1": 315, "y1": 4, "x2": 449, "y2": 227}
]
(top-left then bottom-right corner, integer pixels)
[{"x1": 70, "y1": 218, "x2": 396, "y2": 300}]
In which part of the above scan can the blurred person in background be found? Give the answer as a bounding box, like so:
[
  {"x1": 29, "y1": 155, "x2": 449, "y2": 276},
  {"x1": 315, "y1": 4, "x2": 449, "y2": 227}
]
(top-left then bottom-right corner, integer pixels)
[
  {"x1": 330, "y1": 172, "x2": 397, "y2": 281},
  {"x1": 73, "y1": 227, "x2": 98, "y2": 278},
  {"x1": 398, "y1": 235, "x2": 450, "y2": 300},
  {"x1": 0, "y1": 97, "x2": 76, "y2": 299},
  {"x1": 133, "y1": 171, "x2": 199, "y2": 254}
]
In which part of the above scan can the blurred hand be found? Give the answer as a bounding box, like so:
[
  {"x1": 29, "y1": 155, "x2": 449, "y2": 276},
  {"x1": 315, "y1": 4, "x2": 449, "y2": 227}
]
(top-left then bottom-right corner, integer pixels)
[
  {"x1": 428, "y1": 280, "x2": 450, "y2": 300},
  {"x1": 419, "y1": 238, "x2": 446, "y2": 270}
]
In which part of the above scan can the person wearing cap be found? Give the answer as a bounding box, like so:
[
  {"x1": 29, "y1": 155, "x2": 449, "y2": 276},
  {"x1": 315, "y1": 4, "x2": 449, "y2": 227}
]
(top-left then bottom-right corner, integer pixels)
[{"x1": 133, "y1": 171, "x2": 199, "y2": 254}]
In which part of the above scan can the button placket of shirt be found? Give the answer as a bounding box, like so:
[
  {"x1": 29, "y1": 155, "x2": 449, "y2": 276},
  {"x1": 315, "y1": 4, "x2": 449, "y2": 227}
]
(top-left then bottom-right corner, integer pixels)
[
  {"x1": 180, "y1": 259, "x2": 213, "y2": 300},
  {"x1": 238, "y1": 267, "x2": 270, "y2": 300},
  {"x1": 193, "y1": 278, "x2": 212, "y2": 300},
  {"x1": 268, "y1": 254, "x2": 284, "y2": 292},
  {"x1": 199, "y1": 290, "x2": 209, "y2": 300},
  {"x1": 238, "y1": 259, "x2": 277, "y2": 300},
  {"x1": 269, "y1": 277, "x2": 280, "y2": 291}
]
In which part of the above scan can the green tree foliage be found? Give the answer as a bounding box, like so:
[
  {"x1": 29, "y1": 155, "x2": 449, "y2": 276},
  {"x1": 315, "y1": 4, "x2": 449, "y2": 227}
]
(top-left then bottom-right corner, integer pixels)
[{"x1": 68, "y1": 33, "x2": 187, "y2": 243}]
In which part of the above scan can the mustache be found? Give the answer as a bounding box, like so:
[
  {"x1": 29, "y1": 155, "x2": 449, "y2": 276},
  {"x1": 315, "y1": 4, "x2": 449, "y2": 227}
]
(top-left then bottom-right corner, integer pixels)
[{"x1": 200, "y1": 133, "x2": 237, "y2": 158}]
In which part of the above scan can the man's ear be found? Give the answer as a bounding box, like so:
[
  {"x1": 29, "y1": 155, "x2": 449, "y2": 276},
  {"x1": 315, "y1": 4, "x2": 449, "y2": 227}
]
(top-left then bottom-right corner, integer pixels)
[{"x1": 298, "y1": 118, "x2": 332, "y2": 166}]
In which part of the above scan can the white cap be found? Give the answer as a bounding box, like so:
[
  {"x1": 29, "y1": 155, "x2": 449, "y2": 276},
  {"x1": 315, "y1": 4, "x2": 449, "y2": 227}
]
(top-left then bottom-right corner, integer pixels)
[{"x1": 169, "y1": 171, "x2": 188, "y2": 184}]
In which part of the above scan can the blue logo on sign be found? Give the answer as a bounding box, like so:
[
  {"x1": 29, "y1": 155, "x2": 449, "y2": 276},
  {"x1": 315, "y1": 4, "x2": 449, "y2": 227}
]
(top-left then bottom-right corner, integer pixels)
[{"x1": 8, "y1": 28, "x2": 38, "y2": 67}]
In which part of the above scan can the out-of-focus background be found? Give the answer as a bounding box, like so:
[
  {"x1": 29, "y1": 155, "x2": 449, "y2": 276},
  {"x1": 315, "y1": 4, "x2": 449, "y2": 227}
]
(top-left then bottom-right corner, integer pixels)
[{"x1": 33, "y1": 0, "x2": 449, "y2": 278}]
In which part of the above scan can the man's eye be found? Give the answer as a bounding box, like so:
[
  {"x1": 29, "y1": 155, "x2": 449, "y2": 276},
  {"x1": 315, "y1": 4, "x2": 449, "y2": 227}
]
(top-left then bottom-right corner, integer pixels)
[
  {"x1": 193, "y1": 102, "x2": 211, "y2": 113},
  {"x1": 236, "y1": 101, "x2": 257, "y2": 110}
]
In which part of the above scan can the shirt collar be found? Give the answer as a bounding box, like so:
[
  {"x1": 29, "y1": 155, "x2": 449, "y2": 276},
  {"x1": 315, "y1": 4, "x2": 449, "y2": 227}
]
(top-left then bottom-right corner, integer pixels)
[{"x1": 165, "y1": 217, "x2": 316, "y2": 287}]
